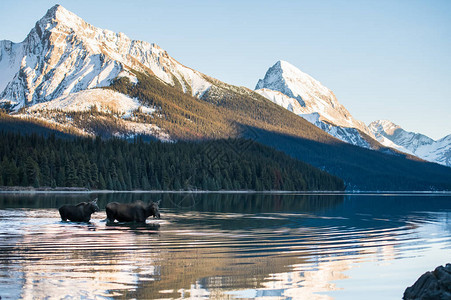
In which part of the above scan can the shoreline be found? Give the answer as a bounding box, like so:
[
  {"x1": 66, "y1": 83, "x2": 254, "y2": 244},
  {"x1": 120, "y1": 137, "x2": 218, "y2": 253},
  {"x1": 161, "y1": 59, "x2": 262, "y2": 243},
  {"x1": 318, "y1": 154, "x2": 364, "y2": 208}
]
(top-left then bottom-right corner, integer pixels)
[{"x1": 0, "y1": 187, "x2": 450, "y2": 195}]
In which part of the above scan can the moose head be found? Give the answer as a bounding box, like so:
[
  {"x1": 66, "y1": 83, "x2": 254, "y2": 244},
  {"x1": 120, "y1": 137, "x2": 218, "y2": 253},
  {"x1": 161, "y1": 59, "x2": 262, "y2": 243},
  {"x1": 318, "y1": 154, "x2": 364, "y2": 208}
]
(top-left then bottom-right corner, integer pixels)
[{"x1": 147, "y1": 200, "x2": 161, "y2": 219}]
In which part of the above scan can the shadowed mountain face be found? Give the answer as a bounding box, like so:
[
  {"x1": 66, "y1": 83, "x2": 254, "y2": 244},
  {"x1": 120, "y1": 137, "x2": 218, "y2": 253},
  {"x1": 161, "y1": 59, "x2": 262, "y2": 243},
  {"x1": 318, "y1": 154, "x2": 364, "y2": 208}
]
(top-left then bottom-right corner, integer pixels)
[
  {"x1": 1, "y1": 5, "x2": 450, "y2": 191},
  {"x1": 241, "y1": 126, "x2": 451, "y2": 191}
]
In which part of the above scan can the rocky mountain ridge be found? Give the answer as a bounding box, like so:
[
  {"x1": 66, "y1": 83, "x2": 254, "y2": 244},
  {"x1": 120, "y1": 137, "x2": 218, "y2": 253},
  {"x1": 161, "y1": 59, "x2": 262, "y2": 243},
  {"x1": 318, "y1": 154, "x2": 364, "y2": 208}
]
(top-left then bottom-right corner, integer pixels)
[{"x1": 0, "y1": 4, "x2": 211, "y2": 110}]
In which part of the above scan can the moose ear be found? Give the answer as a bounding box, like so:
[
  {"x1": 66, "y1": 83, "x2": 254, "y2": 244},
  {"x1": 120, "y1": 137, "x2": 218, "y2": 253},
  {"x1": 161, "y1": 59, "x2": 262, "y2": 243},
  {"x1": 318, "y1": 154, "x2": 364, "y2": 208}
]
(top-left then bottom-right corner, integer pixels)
[
  {"x1": 93, "y1": 198, "x2": 98, "y2": 203},
  {"x1": 156, "y1": 200, "x2": 161, "y2": 206}
]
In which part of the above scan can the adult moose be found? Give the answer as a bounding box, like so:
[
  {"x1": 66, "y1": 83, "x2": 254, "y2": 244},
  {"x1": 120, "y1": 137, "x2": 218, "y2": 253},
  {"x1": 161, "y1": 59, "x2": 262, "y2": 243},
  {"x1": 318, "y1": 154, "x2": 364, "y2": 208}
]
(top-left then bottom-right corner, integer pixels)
[
  {"x1": 59, "y1": 199, "x2": 100, "y2": 222},
  {"x1": 106, "y1": 200, "x2": 161, "y2": 223}
]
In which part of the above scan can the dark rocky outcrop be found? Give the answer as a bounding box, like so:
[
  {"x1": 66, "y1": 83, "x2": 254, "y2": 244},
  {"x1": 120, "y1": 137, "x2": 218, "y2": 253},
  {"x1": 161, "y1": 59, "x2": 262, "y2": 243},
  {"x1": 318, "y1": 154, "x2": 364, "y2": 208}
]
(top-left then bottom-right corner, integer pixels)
[{"x1": 403, "y1": 264, "x2": 451, "y2": 300}]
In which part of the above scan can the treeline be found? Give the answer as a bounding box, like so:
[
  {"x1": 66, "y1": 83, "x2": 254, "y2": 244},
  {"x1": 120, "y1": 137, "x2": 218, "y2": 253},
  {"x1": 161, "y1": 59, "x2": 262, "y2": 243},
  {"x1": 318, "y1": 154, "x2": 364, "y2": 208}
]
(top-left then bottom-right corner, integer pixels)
[
  {"x1": 0, "y1": 110, "x2": 82, "y2": 138},
  {"x1": 0, "y1": 131, "x2": 345, "y2": 191}
]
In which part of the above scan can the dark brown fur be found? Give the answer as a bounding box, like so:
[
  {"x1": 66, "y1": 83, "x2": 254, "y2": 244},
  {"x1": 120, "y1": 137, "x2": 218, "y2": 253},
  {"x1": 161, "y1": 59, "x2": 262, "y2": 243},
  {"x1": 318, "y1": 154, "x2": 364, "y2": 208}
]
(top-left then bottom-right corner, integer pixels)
[
  {"x1": 106, "y1": 200, "x2": 160, "y2": 223},
  {"x1": 59, "y1": 199, "x2": 99, "y2": 222}
]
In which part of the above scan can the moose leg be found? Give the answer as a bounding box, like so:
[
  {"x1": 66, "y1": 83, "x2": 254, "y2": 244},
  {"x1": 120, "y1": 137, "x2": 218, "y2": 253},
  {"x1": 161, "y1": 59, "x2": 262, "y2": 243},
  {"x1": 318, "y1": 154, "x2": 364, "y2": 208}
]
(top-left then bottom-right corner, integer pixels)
[
  {"x1": 59, "y1": 207, "x2": 68, "y2": 221},
  {"x1": 105, "y1": 207, "x2": 115, "y2": 223}
]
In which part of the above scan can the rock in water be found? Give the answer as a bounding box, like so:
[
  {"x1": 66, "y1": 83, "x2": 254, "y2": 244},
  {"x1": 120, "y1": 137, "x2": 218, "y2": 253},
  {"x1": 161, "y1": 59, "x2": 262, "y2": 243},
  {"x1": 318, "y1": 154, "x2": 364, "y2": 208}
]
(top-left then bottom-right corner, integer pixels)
[{"x1": 403, "y1": 264, "x2": 451, "y2": 299}]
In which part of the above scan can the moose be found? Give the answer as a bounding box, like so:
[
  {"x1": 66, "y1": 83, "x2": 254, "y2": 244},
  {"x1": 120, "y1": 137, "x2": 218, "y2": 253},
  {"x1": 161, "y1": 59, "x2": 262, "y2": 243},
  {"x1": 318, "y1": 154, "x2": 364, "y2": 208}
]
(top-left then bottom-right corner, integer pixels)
[
  {"x1": 59, "y1": 199, "x2": 100, "y2": 222},
  {"x1": 106, "y1": 200, "x2": 161, "y2": 223}
]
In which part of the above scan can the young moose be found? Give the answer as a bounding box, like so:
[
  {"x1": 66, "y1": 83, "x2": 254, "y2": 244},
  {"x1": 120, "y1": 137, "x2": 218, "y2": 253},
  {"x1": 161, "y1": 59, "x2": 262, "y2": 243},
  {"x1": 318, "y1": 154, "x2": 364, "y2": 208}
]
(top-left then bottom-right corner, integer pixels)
[
  {"x1": 106, "y1": 200, "x2": 161, "y2": 223},
  {"x1": 59, "y1": 199, "x2": 100, "y2": 222}
]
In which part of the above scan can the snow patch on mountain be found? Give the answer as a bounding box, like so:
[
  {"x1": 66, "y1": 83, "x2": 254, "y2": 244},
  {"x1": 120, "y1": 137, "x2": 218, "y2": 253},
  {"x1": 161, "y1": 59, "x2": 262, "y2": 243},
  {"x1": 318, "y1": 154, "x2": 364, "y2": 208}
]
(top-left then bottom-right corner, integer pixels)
[
  {"x1": 121, "y1": 121, "x2": 171, "y2": 142},
  {"x1": 27, "y1": 89, "x2": 154, "y2": 117},
  {"x1": 299, "y1": 112, "x2": 371, "y2": 148},
  {"x1": 255, "y1": 87, "x2": 370, "y2": 147},
  {"x1": 117, "y1": 70, "x2": 138, "y2": 84},
  {"x1": 255, "y1": 88, "x2": 302, "y2": 114}
]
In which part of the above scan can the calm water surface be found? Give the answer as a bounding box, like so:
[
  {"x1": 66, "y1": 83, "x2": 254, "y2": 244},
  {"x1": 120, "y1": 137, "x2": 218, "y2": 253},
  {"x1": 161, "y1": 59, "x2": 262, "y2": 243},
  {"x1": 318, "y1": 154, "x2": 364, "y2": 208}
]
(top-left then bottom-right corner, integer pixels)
[{"x1": 0, "y1": 193, "x2": 450, "y2": 299}]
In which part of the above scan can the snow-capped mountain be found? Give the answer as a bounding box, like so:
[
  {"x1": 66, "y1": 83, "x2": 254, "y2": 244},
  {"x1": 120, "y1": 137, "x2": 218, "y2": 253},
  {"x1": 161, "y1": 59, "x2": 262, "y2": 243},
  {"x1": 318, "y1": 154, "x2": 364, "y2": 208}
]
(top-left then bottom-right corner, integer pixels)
[
  {"x1": 255, "y1": 60, "x2": 375, "y2": 148},
  {"x1": 0, "y1": 4, "x2": 211, "y2": 111},
  {"x1": 369, "y1": 120, "x2": 451, "y2": 167}
]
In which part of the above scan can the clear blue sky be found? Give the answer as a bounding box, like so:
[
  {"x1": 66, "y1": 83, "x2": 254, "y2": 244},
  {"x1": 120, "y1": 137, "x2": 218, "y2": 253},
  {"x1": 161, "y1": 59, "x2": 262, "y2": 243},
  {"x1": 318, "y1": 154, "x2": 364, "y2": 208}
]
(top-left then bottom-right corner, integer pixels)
[{"x1": 1, "y1": 0, "x2": 450, "y2": 139}]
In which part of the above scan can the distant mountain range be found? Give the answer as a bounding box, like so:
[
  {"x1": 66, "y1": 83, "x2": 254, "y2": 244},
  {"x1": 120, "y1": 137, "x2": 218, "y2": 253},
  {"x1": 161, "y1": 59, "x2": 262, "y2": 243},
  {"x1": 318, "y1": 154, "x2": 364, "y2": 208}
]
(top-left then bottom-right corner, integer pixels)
[
  {"x1": 369, "y1": 120, "x2": 451, "y2": 167},
  {"x1": 0, "y1": 4, "x2": 450, "y2": 190}
]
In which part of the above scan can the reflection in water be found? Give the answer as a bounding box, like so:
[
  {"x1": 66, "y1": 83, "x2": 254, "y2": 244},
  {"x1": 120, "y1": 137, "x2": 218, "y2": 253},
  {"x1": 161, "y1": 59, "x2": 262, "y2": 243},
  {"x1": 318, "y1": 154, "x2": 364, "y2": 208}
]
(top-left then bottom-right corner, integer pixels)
[{"x1": 0, "y1": 193, "x2": 450, "y2": 299}]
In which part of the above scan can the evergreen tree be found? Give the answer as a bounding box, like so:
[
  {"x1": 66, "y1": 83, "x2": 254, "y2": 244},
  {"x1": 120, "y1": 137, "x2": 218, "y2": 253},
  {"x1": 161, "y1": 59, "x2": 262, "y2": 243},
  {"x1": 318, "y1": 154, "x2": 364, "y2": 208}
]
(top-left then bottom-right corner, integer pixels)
[
  {"x1": 25, "y1": 157, "x2": 40, "y2": 187},
  {"x1": 99, "y1": 173, "x2": 106, "y2": 190},
  {"x1": 65, "y1": 160, "x2": 77, "y2": 187}
]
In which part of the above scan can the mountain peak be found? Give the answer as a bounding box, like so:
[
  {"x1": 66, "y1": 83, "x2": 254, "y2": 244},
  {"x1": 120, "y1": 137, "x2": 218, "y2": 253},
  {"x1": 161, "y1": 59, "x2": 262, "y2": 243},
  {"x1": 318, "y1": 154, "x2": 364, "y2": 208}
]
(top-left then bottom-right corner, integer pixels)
[
  {"x1": 273, "y1": 60, "x2": 304, "y2": 75},
  {"x1": 255, "y1": 60, "x2": 338, "y2": 111},
  {"x1": 40, "y1": 4, "x2": 81, "y2": 25},
  {"x1": 34, "y1": 4, "x2": 86, "y2": 35},
  {"x1": 273, "y1": 60, "x2": 294, "y2": 69},
  {"x1": 368, "y1": 120, "x2": 401, "y2": 135},
  {"x1": 256, "y1": 60, "x2": 300, "y2": 90},
  {"x1": 254, "y1": 60, "x2": 374, "y2": 137},
  {"x1": 255, "y1": 60, "x2": 330, "y2": 101},
  {"x1": 46, "y1": 4, "x2": 65, "y2": 15}
]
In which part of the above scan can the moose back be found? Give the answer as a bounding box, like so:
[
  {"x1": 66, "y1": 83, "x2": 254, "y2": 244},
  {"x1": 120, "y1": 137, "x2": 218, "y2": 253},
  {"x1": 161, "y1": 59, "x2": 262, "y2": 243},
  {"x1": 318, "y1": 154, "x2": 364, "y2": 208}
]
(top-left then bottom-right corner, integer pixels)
[{"x1": 106, "y1": 200, "x2": 161, "y2": 223}]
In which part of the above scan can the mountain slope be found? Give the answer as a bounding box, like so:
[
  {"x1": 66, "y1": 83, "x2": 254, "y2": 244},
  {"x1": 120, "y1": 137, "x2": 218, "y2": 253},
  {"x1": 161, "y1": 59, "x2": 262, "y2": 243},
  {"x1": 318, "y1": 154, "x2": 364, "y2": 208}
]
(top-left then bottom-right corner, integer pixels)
[
  {"x1": 1, "y1": 5, "x2": 451, "y2": 190},
  {"x1": 246, "y1": 127, "x2": 451, "y2": 191},
  {"x1": 369, "y1": 120, "x2": 451, "y2": 167}
]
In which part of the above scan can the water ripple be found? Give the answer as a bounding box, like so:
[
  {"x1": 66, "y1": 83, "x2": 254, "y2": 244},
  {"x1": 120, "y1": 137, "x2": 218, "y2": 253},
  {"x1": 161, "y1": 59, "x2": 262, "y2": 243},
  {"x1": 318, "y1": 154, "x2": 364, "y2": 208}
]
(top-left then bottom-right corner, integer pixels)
[{"x1": 0, "y1": 195, "x2": 450, "y2": 300}]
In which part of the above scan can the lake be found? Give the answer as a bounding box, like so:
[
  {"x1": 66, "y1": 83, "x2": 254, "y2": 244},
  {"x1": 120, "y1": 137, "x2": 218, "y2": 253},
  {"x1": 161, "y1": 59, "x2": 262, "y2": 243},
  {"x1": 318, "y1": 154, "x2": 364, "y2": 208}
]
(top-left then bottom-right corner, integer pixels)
[{"x1": 0, "y1": 192, "x2": 450, "y2": 299}]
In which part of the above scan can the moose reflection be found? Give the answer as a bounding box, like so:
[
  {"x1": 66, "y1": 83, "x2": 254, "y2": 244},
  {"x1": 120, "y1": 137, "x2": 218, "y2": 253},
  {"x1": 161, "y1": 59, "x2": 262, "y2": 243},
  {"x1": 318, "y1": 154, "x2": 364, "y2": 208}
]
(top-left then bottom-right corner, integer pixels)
[
  {"x1": 59, "y1": 199, "x2": 100, "y2": 222},
  {"x1": 106, "y1": 200, "x2": 161, "y2": 223}
]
